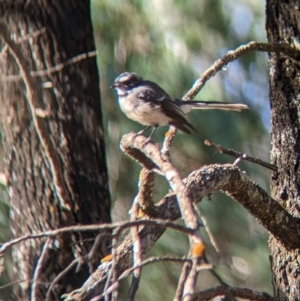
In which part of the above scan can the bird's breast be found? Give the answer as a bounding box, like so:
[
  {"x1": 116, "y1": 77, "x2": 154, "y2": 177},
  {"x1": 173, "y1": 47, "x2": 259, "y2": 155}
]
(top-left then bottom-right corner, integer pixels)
[{"x1": 118, "y1": 96, "x2": 170, "y2": 126}]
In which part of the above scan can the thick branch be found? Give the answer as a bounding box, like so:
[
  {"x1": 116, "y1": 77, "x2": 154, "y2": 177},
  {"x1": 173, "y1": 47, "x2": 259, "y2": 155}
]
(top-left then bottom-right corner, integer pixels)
[
  {"x1": 191, "y1": 285, "x2": 274, "y2": 301},
  {"x1": 121, "y1": 134, "x2": 203, "y2": 300},
  {"x1": 121, "y1": 133, "x2": 200, "y2": 232},
  {"x1": 187, "y1": 166, "x2": 300, "y2": 249},
  {"x1": 123, "y1": 133, "x2": 300, "y2": 249}
]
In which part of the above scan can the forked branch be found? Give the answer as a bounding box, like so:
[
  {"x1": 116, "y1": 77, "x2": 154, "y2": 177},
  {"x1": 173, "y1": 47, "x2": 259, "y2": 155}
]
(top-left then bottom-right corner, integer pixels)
[{"x1": 64, "y1": 133, "x2": 297, "y2": 301}]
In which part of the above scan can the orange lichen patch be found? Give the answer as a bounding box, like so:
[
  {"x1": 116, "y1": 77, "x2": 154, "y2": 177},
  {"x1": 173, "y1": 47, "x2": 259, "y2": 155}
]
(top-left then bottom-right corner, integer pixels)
[
  {"x1": 101, "y1": 254, "x2": 113, "y2": 263},
  {"x1": 165, "y1": 131, "x2": 173, "y2": 137},
  {"x1": 49, "y1": 205, "x2": 55, "y2": 214},
  {"x1": 138, "y1": 208, "x2": 146, "y2": 218},
  {"x1": 192, "y1": 242, "x2": 206, "y2": 257}
]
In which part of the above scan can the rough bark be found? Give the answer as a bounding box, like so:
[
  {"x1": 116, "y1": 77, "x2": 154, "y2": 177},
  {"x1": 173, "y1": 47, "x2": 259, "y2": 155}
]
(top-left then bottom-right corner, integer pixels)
[
  {"x1": 266, "y1": 1, "x2": 300, "y2": 300},
  {"x1": 0, "y1": 2, "x2": 110, "y2": 300}
]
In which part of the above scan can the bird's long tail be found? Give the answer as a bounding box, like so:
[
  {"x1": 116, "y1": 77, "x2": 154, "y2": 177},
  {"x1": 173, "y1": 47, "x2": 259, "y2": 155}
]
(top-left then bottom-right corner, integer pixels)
[{"x1": 181, "y1": 100, "x2": 249, "y2": 113}]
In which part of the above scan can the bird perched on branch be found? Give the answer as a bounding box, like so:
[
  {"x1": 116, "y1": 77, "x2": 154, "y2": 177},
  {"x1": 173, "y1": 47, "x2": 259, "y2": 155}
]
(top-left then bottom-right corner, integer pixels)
[{"x1": 111, "y1": 72, "x2": 249, "y2": 140}]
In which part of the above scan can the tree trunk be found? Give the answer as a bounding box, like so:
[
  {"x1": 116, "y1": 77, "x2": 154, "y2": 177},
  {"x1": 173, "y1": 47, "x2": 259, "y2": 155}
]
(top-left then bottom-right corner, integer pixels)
[
  {"x1": 0, "y1": 2, "x2": 110, "y2": 300},
  {"x1": 267, "y1": 1, "x2": 300, "y2": 300}
]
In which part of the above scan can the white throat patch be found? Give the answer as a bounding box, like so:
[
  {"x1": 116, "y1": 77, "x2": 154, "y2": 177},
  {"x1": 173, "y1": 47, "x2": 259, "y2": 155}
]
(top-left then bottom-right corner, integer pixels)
[{"x1": 115, "y1": 87, "x2": 128, "y2": 96}]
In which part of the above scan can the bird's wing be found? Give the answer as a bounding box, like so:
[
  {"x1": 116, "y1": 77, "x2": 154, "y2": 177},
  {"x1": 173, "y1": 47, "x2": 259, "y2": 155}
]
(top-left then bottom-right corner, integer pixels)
[
  {"x1": 135, "y1": 82, "x2": 196, "y2": 133},
  {"x1": 160, "y1": 98, "x2": 196, "y2": 133},
  {"x1": 135, "y1": 85, "x2": 186, "y2": 120},
  {"x1": 136, "y1": 88, "x2": 162, "y2": 109}
]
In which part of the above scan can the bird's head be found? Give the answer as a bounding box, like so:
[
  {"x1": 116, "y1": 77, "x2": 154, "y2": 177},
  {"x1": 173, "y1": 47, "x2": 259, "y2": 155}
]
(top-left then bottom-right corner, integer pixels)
[{"x1": 111, "y1": 72, "x2": 143, "y2": 95}]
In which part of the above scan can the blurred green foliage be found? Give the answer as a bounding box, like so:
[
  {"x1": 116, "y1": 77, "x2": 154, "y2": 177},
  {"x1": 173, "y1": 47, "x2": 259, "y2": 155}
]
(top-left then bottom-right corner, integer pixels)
[{"x1": 92, "y1": 0, "x2": 272, "y2": 299}]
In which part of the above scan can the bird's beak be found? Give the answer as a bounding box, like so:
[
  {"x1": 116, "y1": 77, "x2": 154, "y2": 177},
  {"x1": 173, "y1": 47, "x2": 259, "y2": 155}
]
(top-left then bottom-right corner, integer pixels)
[{"x1": 110, "y1": 83, "x2": 117, "y2": 88}]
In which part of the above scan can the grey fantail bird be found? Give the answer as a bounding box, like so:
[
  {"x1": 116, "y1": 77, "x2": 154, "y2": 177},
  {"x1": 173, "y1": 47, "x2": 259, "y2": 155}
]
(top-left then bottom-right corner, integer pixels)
[{"x1": 111, "y1": 72, "x2": 249, "y2": 140}]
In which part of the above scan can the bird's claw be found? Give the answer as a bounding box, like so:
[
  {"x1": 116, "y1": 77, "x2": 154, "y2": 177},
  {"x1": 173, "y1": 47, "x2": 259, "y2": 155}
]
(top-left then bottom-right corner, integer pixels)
[{"x1": 142, "y1": 137, "x2": 151, "y2": 148}]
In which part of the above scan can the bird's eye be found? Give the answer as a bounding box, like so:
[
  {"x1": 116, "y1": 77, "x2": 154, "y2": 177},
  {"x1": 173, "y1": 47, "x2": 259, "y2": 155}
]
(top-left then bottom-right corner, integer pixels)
[{"x1": 128, "y1": 80, "x2": 139, "y2": 87}]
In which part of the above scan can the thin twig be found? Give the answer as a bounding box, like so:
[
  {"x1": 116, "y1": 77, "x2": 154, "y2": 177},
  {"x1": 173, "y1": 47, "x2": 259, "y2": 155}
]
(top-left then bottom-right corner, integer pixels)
[
  {"x1": 205, "y1": 139, "x2": 277, "y2": 171},
  {"x1": 233, "y1": 154, "x2": 246, "y2": 166},
  {"x1": 102, "y1": 256, "x2": 192, "y2": 298},
  {"x1": 103, "y1": 260, "x2": 114, "y2": 301},
  {"x1": 184, "y1": 42, "x2": 300, "y2": 100},
  {"x1": 162, "y1": 42, "x2": 300, "y2": 155},
  {"x1": 126, "y1": 199, "x2": 142, "y2": 301},
  {"x1": 193, "y1": 204, "x2": 220, "y2": 253},
  {"x1": 161, "y1": 127, "x2": 178, "y2": 158},
  {"x1": 0, "y1": 43, "x2": 8, "y2": 55},
  {"x1": 45, "y1": 258, "x2": 82, "y2": 301},
  {"x1": 0, "y1": 28, "x2": 46, "y2": 58},
  {"x1": 88, "y1": 233, "x2": 113, "y2": 272},
  {"x1": 0, "y1": 278, "x2": 28, "y2": 290},
  {"x1": 31, "y1": 239, "x2": 52, "y2": 301},
  {"x1": 105, "y1": 228, "x2": 121, "y2": 301},
  {"x1": 120, "y1": 256, "x2": 192, "y2": 280},
  {"x1": 31, "y1": 50, "x2": 97, "y2": 77},
  {"x1": 16, "y1": 27, "x2": 47, "y2": 44},
  {"x1": 183, "y1": 257, "x2": 201, "y2": 301},
  {"x1": 203, "y1": 255, "x2": 227, "y2": 287},
  {"x1": 174, "y1": 262, "x2": 192, "y2": 301},
  {"x1": 0, "y1": 219, "x2": 195, "y2": 255},
  {"x1": 126, "y1": 275, "x2": 140, "y2": 301},
  {"x1": 3, "y1": 50, "x2": 98, "y2": 81}
]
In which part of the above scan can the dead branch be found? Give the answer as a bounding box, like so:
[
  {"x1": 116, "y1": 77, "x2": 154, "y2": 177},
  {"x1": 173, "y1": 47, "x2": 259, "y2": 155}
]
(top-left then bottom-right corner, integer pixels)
[
  {"x1": 191, "y1": 285, "x2": 274, "y2": 301},
  {"x1": 2, "y1": 135, "x2": 295, "y2": 300},
  {"x1": 121, "y1": 133, "x2": 204, "y2": 299},
  {"x1": 174, "y1": 262, "x2": 192, "y2": 301},
  {"x1": 99, "y1": 256, "x2": 193, "y2": 298},
  {"x1": 63, "y1": 134, "x2": 296, "y2": 300},
  {"x1": 3, "y1": 50, "x2": 97, "y2": 81},
  {"x1": 16, "y1": 27, "x2": 46, "y2": 44},
  {"x1": 0, "y1": 219, "x2": 194, "y2": 255},
  {"x1": 193, "y1": 204, "x2": 219, "y2": 253},
  {"x1": 205, "y1": 139, "x2": 277, "y2": 171},
  {"x1": 121, "y1": 134, "x2": 200, "y2": 233},
  {"x1": 45, "y1": 258, "x2": 82, "y2": 301},
  {"x1": 184, "y1": 42, "x2": 300, "y2": 100},
  {"x1": 31, "y1": 239, "x2": 52, "y2": 301},
  {"x1": 136, "y1": 168, "x2": 155, "y2": 212},
  {"x1": 182, "y1": 257, "x2": 202, "y2": 301},
  {"x1": 122, "y1": 133, "x2": 300, "y2": 248},
  {"x1": 162, "y1": 42, "x2": 300, "y2": 152},
  {"x1": 126, "y1": 199, "x2": 142, "y2": 301}
]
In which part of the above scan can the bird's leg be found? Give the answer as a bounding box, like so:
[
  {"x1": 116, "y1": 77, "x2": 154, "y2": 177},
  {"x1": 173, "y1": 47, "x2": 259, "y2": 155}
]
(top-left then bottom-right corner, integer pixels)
[
  {"x1": 138, "y1": 126, "x2": 151, "y2": 135},
  {"x1": 137, "y1": 126, "x2": 157, "y2": 146},
  {"x1": 144, "y1": 126, "x2": 157, "y2": 144},
  {"x1": 148, "y1": 127, "x2": 157, "y2": 140}
]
